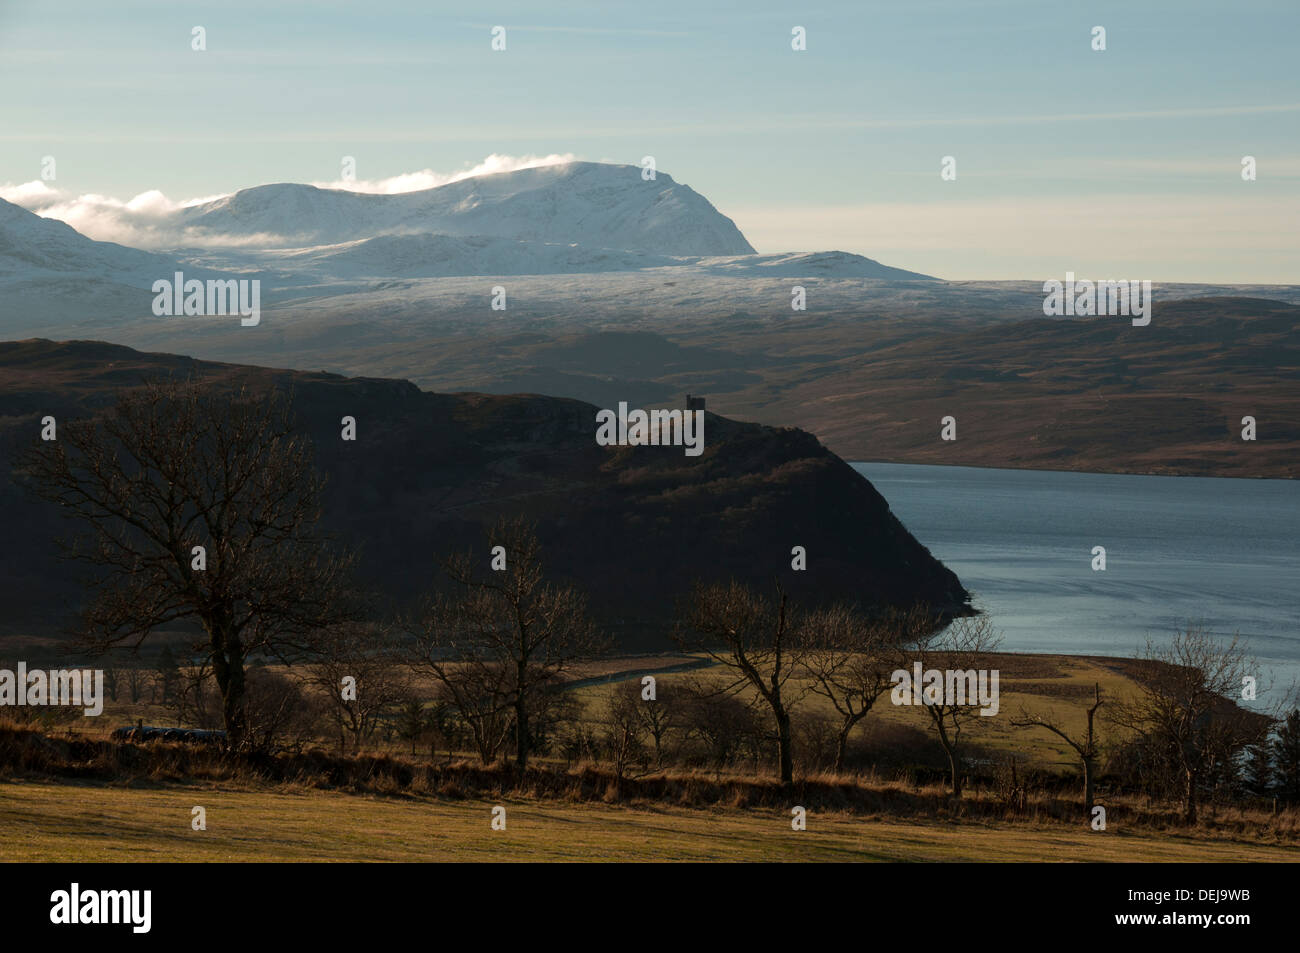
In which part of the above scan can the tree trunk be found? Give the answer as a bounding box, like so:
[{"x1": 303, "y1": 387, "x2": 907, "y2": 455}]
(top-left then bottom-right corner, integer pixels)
[
  {"x1": 776, "y1": 708, "x2": 793, "y2": 784},
  {"x1": 221, "y1": 670, "x2": 247, "y2": 748},
  {"x1": 1083, "y1": 756, "x2": 1095, "y2": 819},
  {"x1": 514, "y1": 695, "x2": 529, "y2": 769},
  {"x1": 471, "y1": 721, "x2": 492, "y2": 764},
  {"x1": 935, "y1": 718, "x2": 961, "y2": 797},
  {"x1": 1184, "y1": 767, "x2": 1198, "y2": 825},
  {"x1": 835, "y1": 725, "x2": 850, "y2": 773},
  {"x1": 209, "y1": 623, "x2": 247, "y2": 749}
]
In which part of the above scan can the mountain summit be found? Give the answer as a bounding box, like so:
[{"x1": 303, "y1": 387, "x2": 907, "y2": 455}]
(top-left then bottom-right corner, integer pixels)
[{"x1": 174, "y1": 162, "x2": 758, "y2": 256}]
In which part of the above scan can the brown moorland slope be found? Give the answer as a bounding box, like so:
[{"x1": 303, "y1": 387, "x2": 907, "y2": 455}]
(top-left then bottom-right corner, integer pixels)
[{"x1": 290, "y1": 297, "x2": 1298, "y2": 478}]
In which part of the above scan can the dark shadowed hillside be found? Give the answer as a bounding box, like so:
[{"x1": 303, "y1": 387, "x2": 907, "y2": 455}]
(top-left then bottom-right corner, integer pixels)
[{"x1": 0, "y1": 340, "x2": 968, "y2": 648}]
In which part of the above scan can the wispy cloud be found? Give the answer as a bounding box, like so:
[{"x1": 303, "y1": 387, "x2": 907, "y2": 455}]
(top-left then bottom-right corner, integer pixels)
[
  {"x1": 0, "y1": 153, "x2": 581, "y2": 246},
  {"x1": 309, "y1": 152, "x2": 577, "y2": 194},
  {"x1": 0, "y1": 180, "x2": 226, "y2": 247}
]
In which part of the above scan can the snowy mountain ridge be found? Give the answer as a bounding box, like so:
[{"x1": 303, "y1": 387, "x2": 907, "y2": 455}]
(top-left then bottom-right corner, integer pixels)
[{"x1": 172, "y1": 162, "x2": 758, "y2": 257}]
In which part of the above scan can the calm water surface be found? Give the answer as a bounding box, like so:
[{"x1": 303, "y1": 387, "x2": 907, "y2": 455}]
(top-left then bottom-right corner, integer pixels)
[{"x1": 854, "y1": 462, "x2": 1300, "y2": 700}]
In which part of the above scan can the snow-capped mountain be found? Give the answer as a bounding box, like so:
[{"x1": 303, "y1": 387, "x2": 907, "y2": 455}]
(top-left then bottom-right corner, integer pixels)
[
  {"x1": 0, "y1": 198, "x2": 260, "y2": 335},
  {"x1": 173, "y1": 162, "x2": 757, "y2": 257},
  {"x1": 0, "y1": 198, "x2": 177, "y2": 281},
  {"x1": 2, "y1": 162, "x2": 939, "y2": 291},
  {"x1": 0, "y1": 161, "x2": 953, "y2": 338}
]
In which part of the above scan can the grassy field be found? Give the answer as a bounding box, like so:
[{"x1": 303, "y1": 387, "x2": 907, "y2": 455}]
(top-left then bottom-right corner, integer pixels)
[
  {"x1": 1, "y1": 778, "x2": 1291, "y2": 862},
  {"x1": 70, "y1": 651, "x2": 1143, "y2": 774},
  {"x1": 567, "y1": 652, "x2": 1144, "y2": 770},
  {"x1": 6, "y1": 650, "x2": 1291, "y2": 863}
]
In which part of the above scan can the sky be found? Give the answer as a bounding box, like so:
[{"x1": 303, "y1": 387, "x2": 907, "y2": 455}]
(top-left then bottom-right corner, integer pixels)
[{"x1": 1, "y1": 0, "x2": 1297, "y2": 282}]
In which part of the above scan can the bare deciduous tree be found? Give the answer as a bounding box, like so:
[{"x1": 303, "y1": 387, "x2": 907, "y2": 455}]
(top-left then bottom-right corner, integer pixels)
[
  {"x1": 1012, "y1": 683, "x2": 1104, "y2": 818},
  {"x1": 602, "y1": 682, "x2": 647, "y2": 790},
  {"x1": 169, "y1": 654, "x2": 216, "y2": 729},
  {"x1": 1108, "y1": 625, "x2": 1265, "y2": 824},
  {"x1": 308, "y1": 623, "x2": 408, "y2": 755},
  {"x1": 894, "y1": 613, "x2": 1001, "y2": 798},
  {"x1": 21, "y1": 378, "x2": 355, "y2": 748},
  {"x1": 179, "y1": 663, "x2": 323, "y2": 752},
  {"x1": 799, "y1": 605, "x2": 909, "y2": 772},
  {"x1": 406, "y1": 518, "x2": 603, "y2": 769},
  {"x1": 636, "y1": 681, "x2": 681, "y2": 769},
  {"x1": 676, "y1": 581, "x2": 806, "y2": 783},
  {"x1": 125, "y1": 666, "x2": 146, "y2": 704},
  {"x1": 679, "y1": 677, "x2": 764, "y2": 771},
  {"x1": 243, "y1": 666, "x2": 323, "y2": 753},
  {"x1": 405, "y1": 618, "x2": 514, "y2": 764},
  {"x1": 100, "y1": 658, "x2": 122, "y2": 703}
]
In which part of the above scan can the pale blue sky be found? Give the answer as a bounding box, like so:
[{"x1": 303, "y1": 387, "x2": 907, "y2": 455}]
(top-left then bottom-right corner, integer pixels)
[{"x1": 1, "y1": 0, "x2": 1297, "y2": 280}]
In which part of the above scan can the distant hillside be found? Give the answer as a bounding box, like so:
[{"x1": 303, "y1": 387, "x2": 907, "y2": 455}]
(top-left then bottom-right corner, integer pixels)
[
  {"x1": 0, "y1": 340, "x2": 969, "y2": 645},
  {"x1": 338, "y1": 297, "x2": 1294, "y2": 480},
  {"x1": 697, "y1": 250, "x2": 934, "y2": 281},
  {"x1": 739, "y1": 296, "x2": 1300, "y2": 478},
  {"x1": 175, "y1": 296, "x2": 1284, "y2": 479}
]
